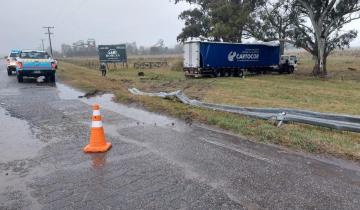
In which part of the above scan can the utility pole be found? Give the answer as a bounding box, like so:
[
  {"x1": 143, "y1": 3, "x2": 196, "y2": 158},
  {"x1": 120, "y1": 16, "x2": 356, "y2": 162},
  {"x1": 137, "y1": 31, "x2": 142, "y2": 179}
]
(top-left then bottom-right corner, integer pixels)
[
  {"x1": 43, "y1": 26, "x2": 54, "y2": 56},
  {"x1": 41, "y1": 39, "x2": 45, "y2": 51}
]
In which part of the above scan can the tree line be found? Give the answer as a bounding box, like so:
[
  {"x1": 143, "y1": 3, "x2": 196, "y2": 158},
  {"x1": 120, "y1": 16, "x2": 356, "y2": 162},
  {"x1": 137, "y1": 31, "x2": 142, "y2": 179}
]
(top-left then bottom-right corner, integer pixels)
[
  {"x1": 175, "y1": 0, "x2": 360, "y2": 76},
  {"x1": 60, "y1": 40, "x2": 183, "y2": 57}
]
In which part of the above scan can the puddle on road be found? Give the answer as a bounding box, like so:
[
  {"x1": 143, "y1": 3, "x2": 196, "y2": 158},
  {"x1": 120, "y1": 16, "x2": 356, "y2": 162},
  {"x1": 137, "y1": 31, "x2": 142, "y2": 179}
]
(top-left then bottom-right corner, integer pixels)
[
  {"x1": 0, "y1": 88, "x2": 20, "y2": 96},
  {"x1": 0, "y1": 107, "x2": 43, "y2": 162},
  {"x1": 56, "y1": 83, "x2": 84, "y2": 100},
  {"x1": 57, "y1": 83, "x2": 187, "y2": 130},
  {"x1": 84, "y1": 94, "x2": 177, "y2": 126}
]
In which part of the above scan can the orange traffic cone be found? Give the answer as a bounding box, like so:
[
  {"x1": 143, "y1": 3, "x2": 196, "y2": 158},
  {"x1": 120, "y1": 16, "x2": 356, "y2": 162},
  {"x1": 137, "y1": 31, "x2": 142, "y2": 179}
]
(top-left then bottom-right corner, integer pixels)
[{"x1": 84, "y1": 104, "x2": 112, "y2": 153}]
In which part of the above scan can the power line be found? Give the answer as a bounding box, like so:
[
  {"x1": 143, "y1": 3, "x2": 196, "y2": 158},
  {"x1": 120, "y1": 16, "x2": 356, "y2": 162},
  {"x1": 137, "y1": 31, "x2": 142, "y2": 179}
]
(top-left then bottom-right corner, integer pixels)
[{"x1": 43, "y1": 26, "x2": 54, "y2": 56}]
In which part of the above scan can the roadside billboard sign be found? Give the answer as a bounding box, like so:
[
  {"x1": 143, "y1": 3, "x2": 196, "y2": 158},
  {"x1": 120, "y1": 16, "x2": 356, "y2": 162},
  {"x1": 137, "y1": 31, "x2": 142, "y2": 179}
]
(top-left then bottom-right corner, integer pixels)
[{"x1": 98, "y1": 44, "x2": 127, "y2": 63}]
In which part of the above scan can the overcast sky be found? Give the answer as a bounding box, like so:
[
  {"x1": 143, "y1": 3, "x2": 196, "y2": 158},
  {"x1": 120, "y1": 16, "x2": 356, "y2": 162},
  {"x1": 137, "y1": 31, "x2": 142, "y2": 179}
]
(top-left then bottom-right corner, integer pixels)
[{"x1": 0, "y1": 0, "x2": 359, "y2": 54}]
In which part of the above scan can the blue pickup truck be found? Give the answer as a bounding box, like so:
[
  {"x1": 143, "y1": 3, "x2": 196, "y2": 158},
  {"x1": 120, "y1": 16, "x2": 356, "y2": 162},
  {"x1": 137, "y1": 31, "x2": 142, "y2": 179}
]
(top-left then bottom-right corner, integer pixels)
[{"x1": 16, "y1": 50, "x2": 57, "y2": 83}]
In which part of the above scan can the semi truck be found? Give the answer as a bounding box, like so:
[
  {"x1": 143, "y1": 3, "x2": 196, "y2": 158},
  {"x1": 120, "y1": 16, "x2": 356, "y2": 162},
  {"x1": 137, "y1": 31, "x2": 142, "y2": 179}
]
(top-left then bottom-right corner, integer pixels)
[{"x1": 183, "y1": 41, "x2": 295, "y2": 77}]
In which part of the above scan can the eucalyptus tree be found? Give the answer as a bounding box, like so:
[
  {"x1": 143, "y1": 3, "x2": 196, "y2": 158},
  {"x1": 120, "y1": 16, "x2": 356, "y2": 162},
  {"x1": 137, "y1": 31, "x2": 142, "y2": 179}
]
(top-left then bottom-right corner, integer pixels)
[
  {"x1": 249, "y1": 0, "x2": 360, "y2": 75},
  {"x1": 209, "y1": 0, "x2": 265, "y2": 42},
  {"x1": 292, "y1": 0, "x2": 360, "y2": 75},
  {"x1": 246, "y1": 0, "x2": 299, "y2": 55},
  {"x1": 175, "y1": 0, "x2": 265, "y2": 42}
]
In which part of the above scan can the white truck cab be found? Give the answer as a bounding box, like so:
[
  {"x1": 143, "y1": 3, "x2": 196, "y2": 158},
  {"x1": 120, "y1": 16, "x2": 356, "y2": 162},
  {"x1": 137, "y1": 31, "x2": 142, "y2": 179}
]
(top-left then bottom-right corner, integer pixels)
[{"x1": 280, "y1": 55, "x2": 298, "y2": 71}]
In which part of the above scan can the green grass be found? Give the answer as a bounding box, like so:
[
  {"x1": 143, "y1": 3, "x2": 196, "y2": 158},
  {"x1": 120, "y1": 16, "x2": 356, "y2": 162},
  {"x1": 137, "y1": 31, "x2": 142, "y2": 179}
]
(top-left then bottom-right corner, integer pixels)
[{"x1": 57, "y1": 52, "x2": 360, "y2": 160}]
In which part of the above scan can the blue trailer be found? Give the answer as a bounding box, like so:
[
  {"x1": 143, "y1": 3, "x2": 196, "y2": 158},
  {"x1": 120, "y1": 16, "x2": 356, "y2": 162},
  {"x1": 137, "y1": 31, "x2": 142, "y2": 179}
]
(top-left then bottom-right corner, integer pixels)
[{"x1": 183, "y1": 41, "x2": 294, "y2": 77}]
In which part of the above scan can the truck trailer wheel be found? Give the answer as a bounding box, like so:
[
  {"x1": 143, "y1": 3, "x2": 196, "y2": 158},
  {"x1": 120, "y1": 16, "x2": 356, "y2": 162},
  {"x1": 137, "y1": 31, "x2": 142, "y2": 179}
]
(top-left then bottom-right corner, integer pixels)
[
  {"x1": 17, "y1": 75, "x2": 23, "y2": 83},
  {"x1": 224, "y1": 70, "x2": 231, "y2": 77},
  {"x1": 213, "y1": 70, "x2": 221, "y2": 78},
  {"x1": 238, "y1": 70, "x2": 244, "y2": 78},
  {"x1": 233, "y1": 70, "x2": 239, "y2": 77}
]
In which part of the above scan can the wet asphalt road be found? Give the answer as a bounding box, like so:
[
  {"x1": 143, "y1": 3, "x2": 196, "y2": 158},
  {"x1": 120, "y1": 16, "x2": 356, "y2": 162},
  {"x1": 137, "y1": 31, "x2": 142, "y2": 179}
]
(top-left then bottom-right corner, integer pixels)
[{"x1": 0, "y1": 62, "x2": 360, "y2": 210}]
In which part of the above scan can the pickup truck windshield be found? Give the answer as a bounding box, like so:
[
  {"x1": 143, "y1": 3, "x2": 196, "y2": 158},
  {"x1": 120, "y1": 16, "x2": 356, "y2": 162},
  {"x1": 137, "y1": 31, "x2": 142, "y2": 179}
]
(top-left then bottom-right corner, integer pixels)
[
  {"x1": 10, "y1": 53, "x2": 19, "y2": 57},
  {"x1": 20, "y1": 52, "x2": 49, "y2": 59}
]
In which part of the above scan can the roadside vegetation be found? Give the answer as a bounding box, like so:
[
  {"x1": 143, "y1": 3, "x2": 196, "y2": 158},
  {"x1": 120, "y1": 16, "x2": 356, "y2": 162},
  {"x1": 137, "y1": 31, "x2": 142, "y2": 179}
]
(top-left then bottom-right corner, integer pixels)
[
  {"x1": 175, "y1": 0, "x2": 360, "y2": 76},
  {"x1": 57, "y1": 51, "x2": 360, "y2": 160}
]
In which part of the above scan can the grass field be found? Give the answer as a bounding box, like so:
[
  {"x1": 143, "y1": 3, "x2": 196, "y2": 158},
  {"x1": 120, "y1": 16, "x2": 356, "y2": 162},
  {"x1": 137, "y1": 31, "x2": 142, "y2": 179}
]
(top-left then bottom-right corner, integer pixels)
[{"x1": 57, "y1": 50, "x2": 360, "y2": 160}]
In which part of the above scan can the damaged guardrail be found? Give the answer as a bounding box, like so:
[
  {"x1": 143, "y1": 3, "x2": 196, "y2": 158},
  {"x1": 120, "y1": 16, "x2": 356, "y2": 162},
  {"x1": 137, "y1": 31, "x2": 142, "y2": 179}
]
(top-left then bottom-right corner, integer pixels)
[{"x1": 128, "y1": 88, "x2": 360, "y2": 133}]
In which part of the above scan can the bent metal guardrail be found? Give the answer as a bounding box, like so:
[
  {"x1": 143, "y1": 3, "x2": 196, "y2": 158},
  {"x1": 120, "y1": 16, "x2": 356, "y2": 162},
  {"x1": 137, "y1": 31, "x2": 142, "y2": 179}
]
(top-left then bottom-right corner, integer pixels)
[{"x1": 128, "y1": 88, "x2": 360, "y2": 133}]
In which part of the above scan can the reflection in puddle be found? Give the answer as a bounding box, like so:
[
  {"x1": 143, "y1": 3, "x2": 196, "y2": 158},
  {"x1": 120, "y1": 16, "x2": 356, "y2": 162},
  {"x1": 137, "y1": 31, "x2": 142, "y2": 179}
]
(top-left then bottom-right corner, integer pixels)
[
  {"x1": 89, "y1": 153, "x2": 107, "y2": 194},
  {"x1": 56, "y1": 83, "x2": 83, "y2": 100},
  {"x1": 84, "y1": 94, "x2": 175, "y2": 126},
  {"x1": 57, "y1": 83, "x2": 187, "y2": 131},
  {"x1": 0, "y1": 107, "x2": 43, "y2": 162},
  {"x1": 0, "y1": 88, "x2": 20, "y2": 96},
  {"x1": 91, "y1": 153, "x2": 107, "y2": 169}
]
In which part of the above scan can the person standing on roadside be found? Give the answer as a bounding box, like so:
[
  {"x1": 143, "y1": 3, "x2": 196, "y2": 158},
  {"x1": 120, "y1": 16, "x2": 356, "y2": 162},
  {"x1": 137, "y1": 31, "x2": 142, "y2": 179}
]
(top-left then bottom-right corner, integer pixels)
[{"x1": 100, "y1": 62, "x2": 107, "y2": 77}]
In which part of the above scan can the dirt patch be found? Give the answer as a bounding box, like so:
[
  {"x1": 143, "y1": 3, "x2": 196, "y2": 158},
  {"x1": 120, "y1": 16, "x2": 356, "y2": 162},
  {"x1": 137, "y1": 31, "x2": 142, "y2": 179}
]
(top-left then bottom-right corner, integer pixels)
[{"x1": 78, "y1": 89, "x2": 106, "y2": 99}]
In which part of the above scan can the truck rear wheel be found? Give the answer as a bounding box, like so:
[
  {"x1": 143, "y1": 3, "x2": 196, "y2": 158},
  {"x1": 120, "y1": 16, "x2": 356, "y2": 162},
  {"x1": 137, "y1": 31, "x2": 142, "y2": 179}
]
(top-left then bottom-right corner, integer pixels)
[
  {"x1": 224, "y1": 70, "x2": 231, "y2": 77},
  {"x1": 48, "y1": 74, "x2": 56, "y2": 83},
  {"x1": 213, "y1": 70, "x2": 221, "y2": 78},
  {"x1": 233, "y1": 70, "x2": 239, "y2": 77},
  {"x1": 17, "y1": 75, "x2": 23, "y2": 83},
  {"x1": 238, "y1": 70, "x2": 244, "y2": 78},
  {"x1": 234, "y1": 70, "x2": 244, "y2": 77},
  {"x1": 288, "y1": 66, "x2": 295, "y2": 74},
  {"x1": 220, "y1": 70, "x2": 226, "y2": 77}
]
